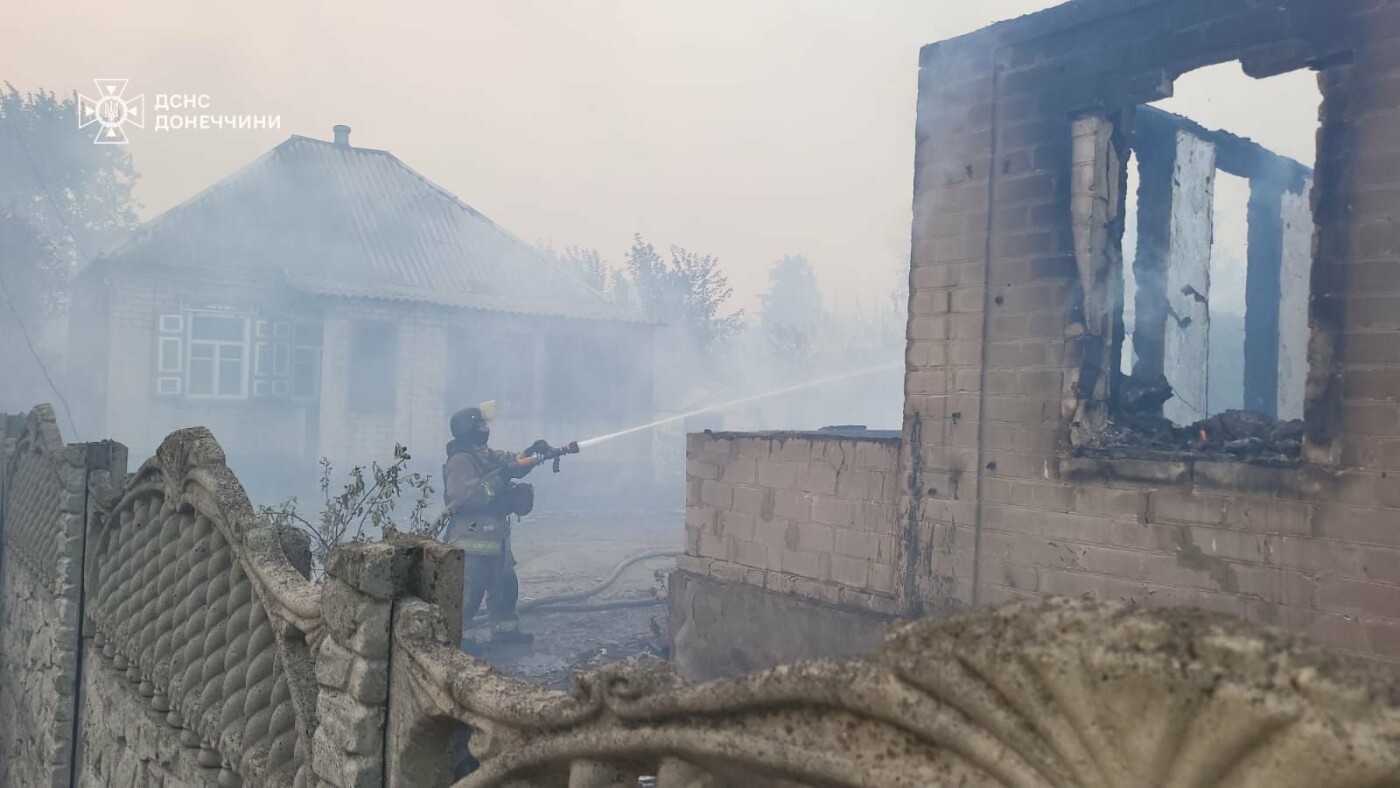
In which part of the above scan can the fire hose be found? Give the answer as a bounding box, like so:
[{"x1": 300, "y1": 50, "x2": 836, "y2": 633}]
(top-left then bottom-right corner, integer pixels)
[{"x1": 469, "y1": 547, "x2": 680, "y2": 618}]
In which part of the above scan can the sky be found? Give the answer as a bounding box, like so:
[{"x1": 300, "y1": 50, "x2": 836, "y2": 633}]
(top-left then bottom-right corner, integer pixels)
[{"x1": 5, "y1": 0, "x2": 1322, "y2": 315}]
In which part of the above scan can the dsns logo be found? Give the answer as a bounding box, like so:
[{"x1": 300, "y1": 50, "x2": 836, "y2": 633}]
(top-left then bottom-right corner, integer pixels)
[{"x1": 78, "y1": 79, "x2": 145, "y2": 145}]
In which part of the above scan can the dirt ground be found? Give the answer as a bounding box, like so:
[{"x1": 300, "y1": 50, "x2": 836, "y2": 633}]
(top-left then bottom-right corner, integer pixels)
[{"x1": 461, "y1": 509, "x2": 683, "y2": 690}]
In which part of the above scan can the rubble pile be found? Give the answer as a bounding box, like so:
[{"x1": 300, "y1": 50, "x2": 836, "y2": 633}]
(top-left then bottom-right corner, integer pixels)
[
  {"x1": 1080, "y1": 376, "x2": 1304, "y2": 461},
  {"x1": 1083, "y1": 410, "x2": 1304, "y2": 460}
]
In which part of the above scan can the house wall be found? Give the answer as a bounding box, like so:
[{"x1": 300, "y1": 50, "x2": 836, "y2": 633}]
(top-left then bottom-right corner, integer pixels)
[
  {"x1": 77, "y1": 265, "x2": 319, "y2": 499},
  {"x1": 536, "y1": 317, "x2": 657, "y2": 507},
  {"x1": 318, "y1": 301, "x2": 655, "y2": 509},
  {"x1": 77, "y1": 262, "x2": 655, "y2": 509},
  {"x1": 319, "y1": 300, "x2": 449, "y2": 473},
  {"x1": 900, "y1": 0, "x2": 1400, "y2": 660},
  {"x1": 670, "y1": 431, "x2": 901, "y2": 678},
  {"x1": 671, "y1": 0, "x2": 1400, "y2": 674}
]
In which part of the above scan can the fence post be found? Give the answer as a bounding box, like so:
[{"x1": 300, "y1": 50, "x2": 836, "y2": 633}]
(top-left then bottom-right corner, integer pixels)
[
  {"x1": 312, "y1": 540, "x2": 424, "y2": 788},
  {"x1": 382, "y1": 533, "x2": 464, "y2": 788}
]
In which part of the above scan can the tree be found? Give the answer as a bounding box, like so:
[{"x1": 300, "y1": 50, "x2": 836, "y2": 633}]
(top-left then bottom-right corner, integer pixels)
[
  {"x1": 541, "y1": 244, "x2": 644, "y2": 313},
  {"x1": 0, "y1": 214, "x2": 61, "y2": 316},
  {"x1": 759, "y1": 255, "x2": 821, "y2": 357},
  {"x1": 625, "y1": 234, "x2": 742, "y2": 350},
  {"x1": 0, "y1": 214, "x2": 63, "y2": 408},
  {"x1": 624, "y1": 235, "x2": 678, "y2": 319},
  {"x1": 543, "y1": 245, "x2": 609, "y2": 292},
  {"x1": 0, "y1": 84, "x2": 140, "y2": 267},
  {"x1": 670, "y1": 245, "x2": 742, "y2": 349},
  {"x1": 0, "y1": 85, "x2": 140, "y2": 411}
]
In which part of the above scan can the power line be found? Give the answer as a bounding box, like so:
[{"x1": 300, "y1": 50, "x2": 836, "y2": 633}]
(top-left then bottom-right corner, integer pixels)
[
  {"x1": 3, "y1": 95, "x2": 95, "y2": 441},
  {"x1": 8, "y1": 97, "x2": 100, "y2": 266},
  {"x1": 0, "y1": 269, "x2": 80, "y2": 440}
]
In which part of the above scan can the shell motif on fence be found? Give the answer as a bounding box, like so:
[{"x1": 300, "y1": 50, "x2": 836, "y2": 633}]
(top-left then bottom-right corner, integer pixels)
[
  {"x1": 390, "y1": 596, "x2": 1400, "y2": 788},
  {"x1": 85, "y1": 427, "x2": 323, "y2": 787}
]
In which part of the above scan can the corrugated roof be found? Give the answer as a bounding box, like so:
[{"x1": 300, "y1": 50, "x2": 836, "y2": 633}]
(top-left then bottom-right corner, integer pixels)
[{"x1": 101, "y1": 135, "x2": 643, "y2": 322}]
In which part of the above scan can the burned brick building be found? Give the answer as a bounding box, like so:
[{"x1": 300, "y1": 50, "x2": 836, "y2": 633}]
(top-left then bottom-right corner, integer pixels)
[{"x1": 673, "y1": 0, "x2": 1400, "y2": 678}]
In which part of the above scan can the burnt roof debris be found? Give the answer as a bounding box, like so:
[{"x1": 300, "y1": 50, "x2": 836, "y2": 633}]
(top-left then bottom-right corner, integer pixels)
[
  {"x1": 1134, "y1": 106, "x2": 1313, "y2": 193},
  {"x1": 1079, "y1": 406, "x2": 1305, "y2": 464}
]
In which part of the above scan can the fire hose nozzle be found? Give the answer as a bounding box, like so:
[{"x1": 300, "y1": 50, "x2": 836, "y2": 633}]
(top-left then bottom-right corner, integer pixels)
[{"x1": 548, "y1": 441, "x2": 581, "y2": 473}]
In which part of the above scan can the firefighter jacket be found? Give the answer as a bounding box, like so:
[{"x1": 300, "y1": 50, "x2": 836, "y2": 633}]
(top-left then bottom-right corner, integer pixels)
[{"x1": 443, "y1": 439, "x2": 529, "y2": 556}]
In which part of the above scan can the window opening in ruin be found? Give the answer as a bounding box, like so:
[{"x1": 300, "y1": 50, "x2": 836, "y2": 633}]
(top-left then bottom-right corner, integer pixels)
[
  {"x1": 1097, "y1": 62, "x2": 1320, "y2": 460},
  {"x1": 1207, "y1": 171, "x2": 1250, "y2": 416},
  {"x1": 1121, "y1": 151, "x2": 1140, "y2": 378}
]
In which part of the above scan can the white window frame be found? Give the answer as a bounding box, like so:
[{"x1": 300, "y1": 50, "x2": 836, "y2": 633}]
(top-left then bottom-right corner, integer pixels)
[
  {"x1": 186, "y1": 312, "x2": 251, "y2": 400},
  {"x1": 157, "y1": 337, "x2": 183, "y2": 373},
  {"x1": 155, "y1": 313, "x2": 186, "y2": 398},
  {"x1": 159, "y1": 314, "x2": 185, "y2": 334},
  {"x1": 273, "y1": 342, "x2": 291, "y2": 376},
  {"x1": 254, "y1": 342, "x2": 271, "y2": 376}
]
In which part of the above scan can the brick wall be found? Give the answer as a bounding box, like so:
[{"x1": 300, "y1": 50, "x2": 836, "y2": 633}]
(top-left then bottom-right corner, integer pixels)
[
  {"x1": 902, "y1": 0, "x2": 1400, "y2": 660},
  {"x1": 319, "y1": 300, "x2": 446, "y2": 472},
  {"x1": 85, "y1": 269, "x2": 318, "y2": 488},
  {"x1": 680, "y1": 431, "x2": 901, "y2": 615}
]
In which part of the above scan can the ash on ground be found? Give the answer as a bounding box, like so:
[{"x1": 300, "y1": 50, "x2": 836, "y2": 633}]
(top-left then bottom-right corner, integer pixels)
[{"x1": 464, "y1": 510, "x2": 679, "y2": 690}]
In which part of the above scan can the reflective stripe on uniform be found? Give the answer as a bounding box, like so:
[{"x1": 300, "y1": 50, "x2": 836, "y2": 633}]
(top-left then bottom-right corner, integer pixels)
[{"x1": 454, "y1": 536, "x2": 504, "y2": 556}]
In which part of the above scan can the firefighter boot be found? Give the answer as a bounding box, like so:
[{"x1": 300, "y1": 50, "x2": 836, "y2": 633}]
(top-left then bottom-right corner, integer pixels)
[
  {"x1": 461, "y1": 619, "x2": 490, "y2": 655},
  {"x1": 490, "y1": 617, "x2": 533, "y2": 645},
  {"x1": 488, "y1": 564, "x2": 531, "y2": 644}
]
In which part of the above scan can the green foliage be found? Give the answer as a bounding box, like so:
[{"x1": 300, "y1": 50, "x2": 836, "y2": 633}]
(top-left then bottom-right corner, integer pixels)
[{"x1": 259, "y1": 444, "x2": 438, "y2": 579}]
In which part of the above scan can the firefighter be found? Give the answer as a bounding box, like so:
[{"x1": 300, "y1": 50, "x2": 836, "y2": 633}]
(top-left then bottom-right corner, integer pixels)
[{"x1": 443, "y1": 403, "x2": 556, "y2": 645}]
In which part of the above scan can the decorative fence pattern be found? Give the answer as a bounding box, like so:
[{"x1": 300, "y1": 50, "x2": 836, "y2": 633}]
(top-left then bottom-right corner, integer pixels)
[
  {"x1": 84, "y1": 427, "x2": 323, "y2": 786},
  {"x1": 386, "y1": 593, "x2": 1400, "y2": 787},
  {"x1": 3, "y1": 405, "x2": 80, "y2": 595},
  {"x1": 0, "y1": 406, "x2": 112, "y2": 788},
  {"x1": 3, "y1": 402, "x2": 1400, "y2": 787}
]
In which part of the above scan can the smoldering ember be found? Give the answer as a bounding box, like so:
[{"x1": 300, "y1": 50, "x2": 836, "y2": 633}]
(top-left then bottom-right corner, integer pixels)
[{"x1": 3, "y1": 0, "x2": 1400, "y2": 785}]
